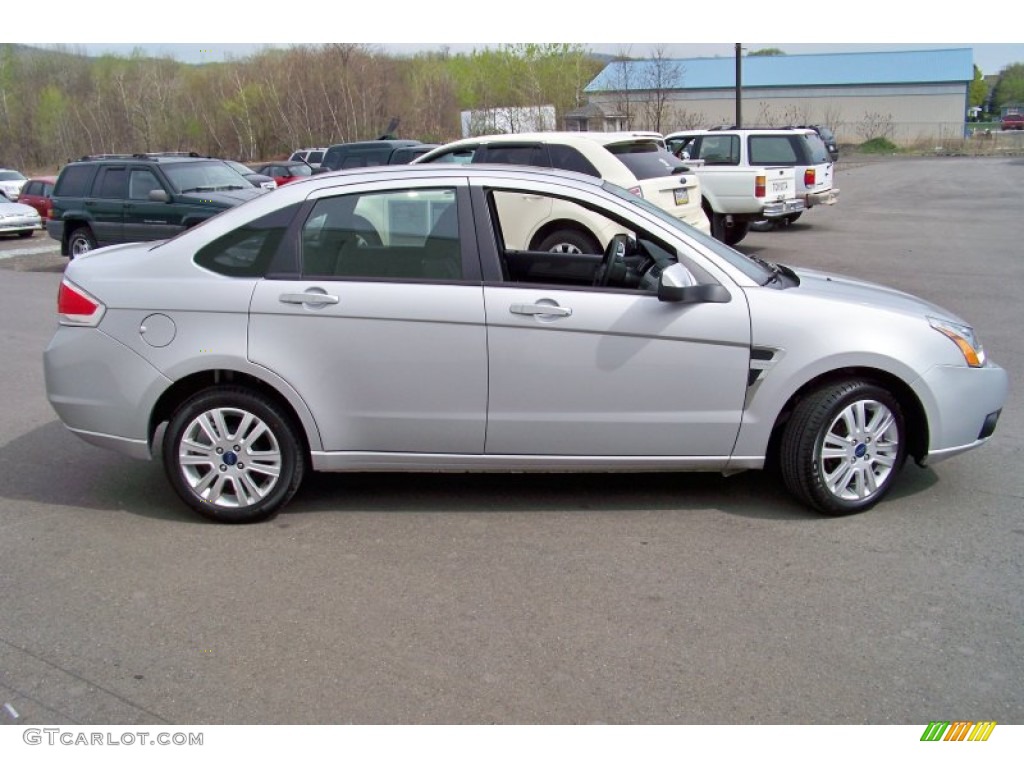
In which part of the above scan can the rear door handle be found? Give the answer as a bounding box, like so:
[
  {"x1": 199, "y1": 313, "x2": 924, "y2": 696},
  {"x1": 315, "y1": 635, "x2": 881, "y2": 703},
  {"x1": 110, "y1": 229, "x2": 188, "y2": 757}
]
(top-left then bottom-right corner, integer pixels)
[
  {"x1": 279, "y1": 292, "x2": 339, "y2": 306},
  {"x1": 510, "y1": 303, "x2": 572, "y2": 317}
]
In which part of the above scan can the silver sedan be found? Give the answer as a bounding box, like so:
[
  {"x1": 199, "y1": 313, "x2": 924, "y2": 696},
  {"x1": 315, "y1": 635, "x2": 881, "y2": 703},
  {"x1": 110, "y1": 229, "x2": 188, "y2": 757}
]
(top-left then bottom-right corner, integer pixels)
[
  {"x1": 43, "y1": 164, "x2": 1009, "y2": 523},
  {"x1": 0, "y1": 198, "x2": 42, "y2": 238}
]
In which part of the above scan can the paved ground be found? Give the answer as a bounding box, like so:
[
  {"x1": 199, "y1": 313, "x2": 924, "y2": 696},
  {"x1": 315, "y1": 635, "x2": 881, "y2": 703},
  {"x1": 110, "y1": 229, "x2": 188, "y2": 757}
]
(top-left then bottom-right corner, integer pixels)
[{"x1": 0, "y1": 157, "x2": 1021, "y2": 729}]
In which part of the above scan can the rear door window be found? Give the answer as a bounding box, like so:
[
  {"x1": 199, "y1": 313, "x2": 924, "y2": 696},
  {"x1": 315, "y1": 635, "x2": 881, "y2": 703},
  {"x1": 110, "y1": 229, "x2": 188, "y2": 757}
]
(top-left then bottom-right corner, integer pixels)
[
  {"x1": 95, "y1": 167, "x2": 129, "y2": 199},
  {"x1": 476, "y1": 145, "x2": 548, "y2": 167},
  {"x1": 748, "y1": 136, "x2": 800, "y2": 165}
]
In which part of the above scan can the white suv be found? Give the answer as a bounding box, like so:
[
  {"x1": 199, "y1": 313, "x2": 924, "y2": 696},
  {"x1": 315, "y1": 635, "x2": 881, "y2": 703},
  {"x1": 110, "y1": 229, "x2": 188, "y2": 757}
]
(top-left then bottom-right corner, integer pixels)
[{"x1": 413, "y1": 132, "x2": 710, "y2": 252}]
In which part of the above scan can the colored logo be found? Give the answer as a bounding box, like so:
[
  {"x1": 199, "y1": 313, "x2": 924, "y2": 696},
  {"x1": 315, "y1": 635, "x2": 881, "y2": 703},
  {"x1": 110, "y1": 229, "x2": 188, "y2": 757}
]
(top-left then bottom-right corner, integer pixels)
[{"x1": 920, "y1": 721, "x2": 996, "y2": 742}]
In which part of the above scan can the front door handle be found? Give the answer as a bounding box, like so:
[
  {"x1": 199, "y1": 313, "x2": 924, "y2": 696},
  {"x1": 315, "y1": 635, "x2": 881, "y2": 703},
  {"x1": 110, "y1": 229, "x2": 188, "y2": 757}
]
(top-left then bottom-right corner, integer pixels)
[
  {"x1": 279, "y1": 292, "x2": 339, "y2": 306},
  {"x1": 510, "y1": 303, "x2": 572, "y2": 317}
]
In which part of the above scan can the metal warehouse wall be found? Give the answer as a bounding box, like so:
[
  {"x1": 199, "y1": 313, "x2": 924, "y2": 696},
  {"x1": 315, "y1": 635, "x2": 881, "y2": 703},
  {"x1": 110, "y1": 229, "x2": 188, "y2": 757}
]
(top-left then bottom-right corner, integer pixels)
[{"x1": 590, "y1": 84, "x2": 970, "y2": 145}]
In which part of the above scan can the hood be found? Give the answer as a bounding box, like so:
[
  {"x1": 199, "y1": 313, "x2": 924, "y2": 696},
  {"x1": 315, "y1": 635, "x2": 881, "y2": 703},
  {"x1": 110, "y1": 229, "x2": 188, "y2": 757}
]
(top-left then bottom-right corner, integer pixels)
[
  {"x1": 178, "y1": 187, "x2": 264, "y2": 207},
  {"x1": 791, "y1": 267, "x2": 965, "y2": 324}
]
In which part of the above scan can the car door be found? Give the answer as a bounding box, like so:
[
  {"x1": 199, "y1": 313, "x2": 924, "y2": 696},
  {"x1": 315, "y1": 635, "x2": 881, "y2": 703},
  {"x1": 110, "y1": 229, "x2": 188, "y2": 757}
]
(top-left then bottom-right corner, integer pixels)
[
  {"x1": 122, "y1": 166, "x2": 182, "y2": 242},
  {"x1": 247, "y1": 178, "x2": 488, "y2": 454},
  {"x1": 87, "y1": 165, "x2": 128, "y2": 246},
  {"x1": 475, "y1": 181, "x2": 751, "y2": 458}
]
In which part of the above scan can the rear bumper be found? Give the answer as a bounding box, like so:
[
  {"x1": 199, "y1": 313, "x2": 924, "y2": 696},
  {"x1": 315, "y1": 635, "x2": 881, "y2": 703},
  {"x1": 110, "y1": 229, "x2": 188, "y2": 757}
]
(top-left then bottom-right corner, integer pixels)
[
  {"x1": 806, "y1": 188, "x2": 840, "y2": 208},
  {"x1": 762, "y1": 199, "x2": 806, "y2": 218}
]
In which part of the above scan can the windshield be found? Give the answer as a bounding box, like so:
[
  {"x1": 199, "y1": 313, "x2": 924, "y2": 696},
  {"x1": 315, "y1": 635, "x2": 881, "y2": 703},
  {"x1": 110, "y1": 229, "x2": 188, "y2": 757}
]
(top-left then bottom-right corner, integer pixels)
[
  {"x1": 162, "y1": 161, "x2": 251, "y2": 192},
  {"x1": 0, "y1": 170, "x2": 27, "y2": 181},
  {"x1": 601, "y1": 180, "x2": 774, "y2": 284}
]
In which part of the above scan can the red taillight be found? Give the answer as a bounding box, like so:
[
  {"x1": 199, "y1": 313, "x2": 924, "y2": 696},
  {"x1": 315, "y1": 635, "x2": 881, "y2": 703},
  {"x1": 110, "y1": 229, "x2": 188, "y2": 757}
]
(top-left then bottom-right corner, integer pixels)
[
  {"x1": 804, "y1": 168, "x2": 815, "y2": 186},
  {"x1": 755, "y1": 175, "x2": 766, "y2": 198},
  {"x1": 58, "y1": 279, "x2": 105, "y2": 326}
]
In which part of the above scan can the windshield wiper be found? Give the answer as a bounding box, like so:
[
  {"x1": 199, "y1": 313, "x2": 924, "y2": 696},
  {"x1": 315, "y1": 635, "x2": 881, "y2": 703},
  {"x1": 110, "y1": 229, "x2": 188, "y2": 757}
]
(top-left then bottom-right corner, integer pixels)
[{"x1": 181, "y1": 186, "x2": 216, "y2": 193}]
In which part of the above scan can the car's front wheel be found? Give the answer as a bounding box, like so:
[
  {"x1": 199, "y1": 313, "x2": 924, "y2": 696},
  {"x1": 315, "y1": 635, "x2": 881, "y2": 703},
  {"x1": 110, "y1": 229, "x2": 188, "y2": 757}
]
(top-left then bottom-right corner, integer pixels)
[
  {"x1": 162, "y1": 387, "x2": 306, "y2": 523},
  {"x1": 780, "y1": 381, "x2": 907, "y2": 515}
]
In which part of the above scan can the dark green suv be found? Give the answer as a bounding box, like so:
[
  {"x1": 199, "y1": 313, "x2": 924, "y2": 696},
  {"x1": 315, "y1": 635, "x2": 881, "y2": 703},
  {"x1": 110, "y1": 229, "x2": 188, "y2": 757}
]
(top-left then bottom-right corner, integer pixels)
[{"x1": 47, "y1": 153, "x2": 266, "y2": 258}]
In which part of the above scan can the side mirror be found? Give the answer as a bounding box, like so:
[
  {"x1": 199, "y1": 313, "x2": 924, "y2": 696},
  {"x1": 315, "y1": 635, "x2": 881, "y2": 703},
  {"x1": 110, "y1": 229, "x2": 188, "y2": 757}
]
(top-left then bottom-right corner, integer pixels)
[
  {"x1": 658, "y1": 263, "x2": 730, "y2": 304},
  {"x1": 148, "y1": 189, "x2": 169, "y2": 203}
]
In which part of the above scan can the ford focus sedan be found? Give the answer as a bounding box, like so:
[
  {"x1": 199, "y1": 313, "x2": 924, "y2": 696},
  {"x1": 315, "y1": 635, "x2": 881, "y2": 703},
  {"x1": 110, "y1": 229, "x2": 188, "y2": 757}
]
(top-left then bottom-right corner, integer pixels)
[{"x1": 43, "y1": 164, "x2": 1008, "y2": 523}]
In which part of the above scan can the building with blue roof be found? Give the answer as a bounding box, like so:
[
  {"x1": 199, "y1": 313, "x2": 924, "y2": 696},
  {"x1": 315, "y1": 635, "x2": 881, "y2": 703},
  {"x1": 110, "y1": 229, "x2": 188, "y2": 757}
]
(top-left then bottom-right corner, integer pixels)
[{"x1": 574, "y1": 48, "x2": 975, "y2": 144}]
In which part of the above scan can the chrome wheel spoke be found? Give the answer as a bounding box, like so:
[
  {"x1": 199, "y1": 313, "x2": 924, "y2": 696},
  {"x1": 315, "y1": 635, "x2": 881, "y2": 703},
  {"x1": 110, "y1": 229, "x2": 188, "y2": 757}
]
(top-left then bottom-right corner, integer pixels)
[{"x1": 820, "y1": 398, "x2": 901, "y2": 502}]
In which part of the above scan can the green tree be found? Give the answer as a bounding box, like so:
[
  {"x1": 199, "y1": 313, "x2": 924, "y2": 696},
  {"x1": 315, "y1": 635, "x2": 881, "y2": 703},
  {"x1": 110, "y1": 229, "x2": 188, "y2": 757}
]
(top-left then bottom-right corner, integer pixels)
[
  {"x1": 992, "y1": 63, "x2": 1024, "y2": 110},
  {"x1": 748, "y1": 48, "x2": 785, "y2": 57},
  {"x1": 969, "y1": 65, "x2": 988, "y2": 111}
]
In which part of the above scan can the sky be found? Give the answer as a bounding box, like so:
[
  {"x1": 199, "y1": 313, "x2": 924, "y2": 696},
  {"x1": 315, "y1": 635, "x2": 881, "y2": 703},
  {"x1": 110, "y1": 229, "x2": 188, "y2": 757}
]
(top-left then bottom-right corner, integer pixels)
[{"x1": 17, "y1": 0, "x2": 1024, "y2": 76}]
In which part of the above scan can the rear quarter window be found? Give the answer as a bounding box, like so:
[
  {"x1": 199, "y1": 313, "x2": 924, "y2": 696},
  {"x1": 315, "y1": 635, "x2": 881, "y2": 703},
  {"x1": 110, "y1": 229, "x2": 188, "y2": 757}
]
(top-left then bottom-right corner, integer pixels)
[
  {"x1": 607, "y1": 143, "x2": 687, "y2": 180},
  {"x1": 54, "y1": 165, "x2": 97, "y2": 197},
  {"x1": 748, "y1": 137, "x2": 800, "y2": 165},
  {"x1": 194, "y1": 203, "x2": 300, "y2": 277}
]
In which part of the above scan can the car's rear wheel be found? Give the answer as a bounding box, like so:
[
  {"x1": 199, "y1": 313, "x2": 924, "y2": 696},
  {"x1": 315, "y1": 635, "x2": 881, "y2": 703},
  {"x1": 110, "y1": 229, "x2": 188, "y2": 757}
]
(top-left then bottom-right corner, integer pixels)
[
  {"x1": 18, "y1": 230, "x2": 33, "y2": 238},
  {"x1": 712, "y1": 213, "x2": 750, "y2": 245},
  {"x1": 535, "y1": 228, "x2": 601, "y2": 255},
  {"x1": 162, "y1": 387, "x2": 306, "y2": 523},
  {"x1": 780, "y1": 381, "x2": 906, "y2": 515},
  {"x1": 67, "y1": 226, "x2": 97, "y2": 258}
]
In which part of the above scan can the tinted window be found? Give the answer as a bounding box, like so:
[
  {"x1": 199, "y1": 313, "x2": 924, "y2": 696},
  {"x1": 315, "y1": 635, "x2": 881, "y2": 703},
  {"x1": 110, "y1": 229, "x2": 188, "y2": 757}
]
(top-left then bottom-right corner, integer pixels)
[
  {"x1": 22, "y1": 181, "x2": 39, "y2": 196},
  {"x1": 95, "y1": 167, "x2": 128, "y2": 199},
  {"x1": 43, "y1": 182, "x2": 54, "y2": 196},
  {"x1": 55, "y1": 165, "x2": 97, "y2": 197},
  {"x1": 307, "y1": 151, "x2": 324, "y2": 164},
  {"x1": 0, "y1": 170, "x2": 26, "y2": 181},
  {"x1": 424, "y1": 148, "x2": 476, "y2": 164},
  {"x1": 300, "y1": 187, "x2": 462, "y2": 281},
  {"x1": 801, "y1": 134, "x2": 831, "y2": 164},
  {"x1": 548, "y1": 145, "x2": 600, "y2": 177},
  {"x1": 607, "y1": 142, "x2": 687, "y2": 180},
  {"x1": 477, "y1": 145, "x2": 547, "y2": 167},
  {"x1": 194, "y1": 203, "x2": 300, "y2": 277},
  {"x1": 748, "y1": 137, "x2": 800, "y2": 165}
]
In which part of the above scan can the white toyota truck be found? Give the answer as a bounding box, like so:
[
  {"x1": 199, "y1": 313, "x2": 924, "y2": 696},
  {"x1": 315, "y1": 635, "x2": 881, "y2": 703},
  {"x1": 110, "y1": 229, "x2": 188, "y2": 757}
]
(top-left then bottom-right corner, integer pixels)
[{"x1": 665, "y1": 127, "x2": 839, "y2": 245}]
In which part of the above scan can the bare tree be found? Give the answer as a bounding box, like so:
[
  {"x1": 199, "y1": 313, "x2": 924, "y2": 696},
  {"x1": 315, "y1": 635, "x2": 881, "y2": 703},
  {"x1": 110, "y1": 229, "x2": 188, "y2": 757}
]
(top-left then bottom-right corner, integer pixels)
[{"x1": 638, "y1": 45, "x2": 685, "y2": 133}]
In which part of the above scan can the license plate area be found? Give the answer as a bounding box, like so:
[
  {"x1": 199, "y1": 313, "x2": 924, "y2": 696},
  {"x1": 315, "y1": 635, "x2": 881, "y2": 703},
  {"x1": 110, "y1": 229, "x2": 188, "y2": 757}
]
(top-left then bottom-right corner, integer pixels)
[{"x1": 673, "y1": 188, "x2": 689, "y2": 206}]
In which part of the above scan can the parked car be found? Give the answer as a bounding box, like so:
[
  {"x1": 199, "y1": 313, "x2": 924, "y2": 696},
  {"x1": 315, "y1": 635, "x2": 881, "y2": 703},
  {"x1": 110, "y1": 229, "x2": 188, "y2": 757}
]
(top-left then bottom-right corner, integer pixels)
[
  {"x1": 251, "y1": 160, "x2": 314, "y2": 186},
  {"x1": 0, "y1": 168, "x2": 28, "y2": 201},
  {"x1": 667, "y1": 127, "x2": 838, "y2": 235},
  {"x1": 18, "y1": 175, "x2": 57, "y2": 225},
  {"x1": 43, "y1": 164, "x2": 1007, "y2": 524},
  {"x1": 223, "y1": 160, "x2": 277, "y2": 191},
  {"x1": 413, "y1": 131, "x2": 711, "y2": 250},
  {"x1": 46, "y1": 153, "x2": 267, "y2": 258},
  {"x1": 289, "y1": 147, "x2": 328, "y2": 168},
  {"x1": 0, "y1": 197, "x2": 41, "y2": 237},
  {"x1": 315, "y1": 140, "x2": 438, "y2": 173},
  {"x1": 1000, "y1": 113, "x2": 1024, "y2": 131}
]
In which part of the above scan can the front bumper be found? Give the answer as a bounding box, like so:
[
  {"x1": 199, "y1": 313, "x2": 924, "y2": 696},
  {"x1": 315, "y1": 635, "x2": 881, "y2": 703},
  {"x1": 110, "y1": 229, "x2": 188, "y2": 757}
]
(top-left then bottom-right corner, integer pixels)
[
  {"x1": 914, "y1": 362, "x2": 1009, "y2": 465},
  {"x1": 0, "y1": 214, "x2": 41, "y2": 233}
]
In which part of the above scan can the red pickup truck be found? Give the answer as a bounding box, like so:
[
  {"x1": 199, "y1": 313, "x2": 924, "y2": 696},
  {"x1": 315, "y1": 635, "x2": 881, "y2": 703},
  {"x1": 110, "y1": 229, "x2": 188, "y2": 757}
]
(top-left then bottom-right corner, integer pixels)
[{"x1": 1001, "y1": 113, "x2": 1024, "y2": 131}]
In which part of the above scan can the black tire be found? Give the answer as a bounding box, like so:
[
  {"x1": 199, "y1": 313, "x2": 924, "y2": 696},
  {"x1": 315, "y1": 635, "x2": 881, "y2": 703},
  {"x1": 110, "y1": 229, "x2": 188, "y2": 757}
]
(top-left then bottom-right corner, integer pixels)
[
  {"x1": 18, "y1": 230, "x2": 34, "y2": 238},
  {"x1": 749, "y1": 218, "x2": 775, "y2": 232},
  {"x1": 535, "y1": 228, "x2": 601, "y2": 255},
  {"x1": 779, "y1": 380, "x2": 907, "y2": 516},
  {"x1": 162, "y1": 387, "x2": 306, "y2": 523},
  {"x1": 784, "y1": 212, "x2": 802, "y2": 225},
  {"x1": 67, "y1": 226, "x2": 97, "y2": 259},
  {"x1": 711, "y1": 214, "x2": 750, "y2": 245}
]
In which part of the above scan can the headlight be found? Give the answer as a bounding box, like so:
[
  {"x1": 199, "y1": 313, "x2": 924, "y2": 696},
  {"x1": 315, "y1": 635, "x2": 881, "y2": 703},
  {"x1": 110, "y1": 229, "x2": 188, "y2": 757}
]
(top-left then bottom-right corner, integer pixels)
[{"x1": 929, "y1": 316, "x2": 986, "y2": 367}]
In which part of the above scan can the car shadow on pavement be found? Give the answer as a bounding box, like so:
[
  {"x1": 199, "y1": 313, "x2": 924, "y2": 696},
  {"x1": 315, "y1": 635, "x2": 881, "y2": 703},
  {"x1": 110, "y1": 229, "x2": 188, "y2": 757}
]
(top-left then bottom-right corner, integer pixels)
[
  {"x1": 0, "y1": 420, "x2": 200, "y2": 522},
  {"x1": 2, "y1": 421, "x2": 940, "y2": 524}
]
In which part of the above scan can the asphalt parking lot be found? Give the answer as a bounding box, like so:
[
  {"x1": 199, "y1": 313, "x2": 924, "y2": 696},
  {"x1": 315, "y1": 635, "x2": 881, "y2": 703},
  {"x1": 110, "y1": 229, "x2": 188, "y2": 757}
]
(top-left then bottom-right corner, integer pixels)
[{"x1": 0, "y1": 156, "x2": 1021, "y2": 727}]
